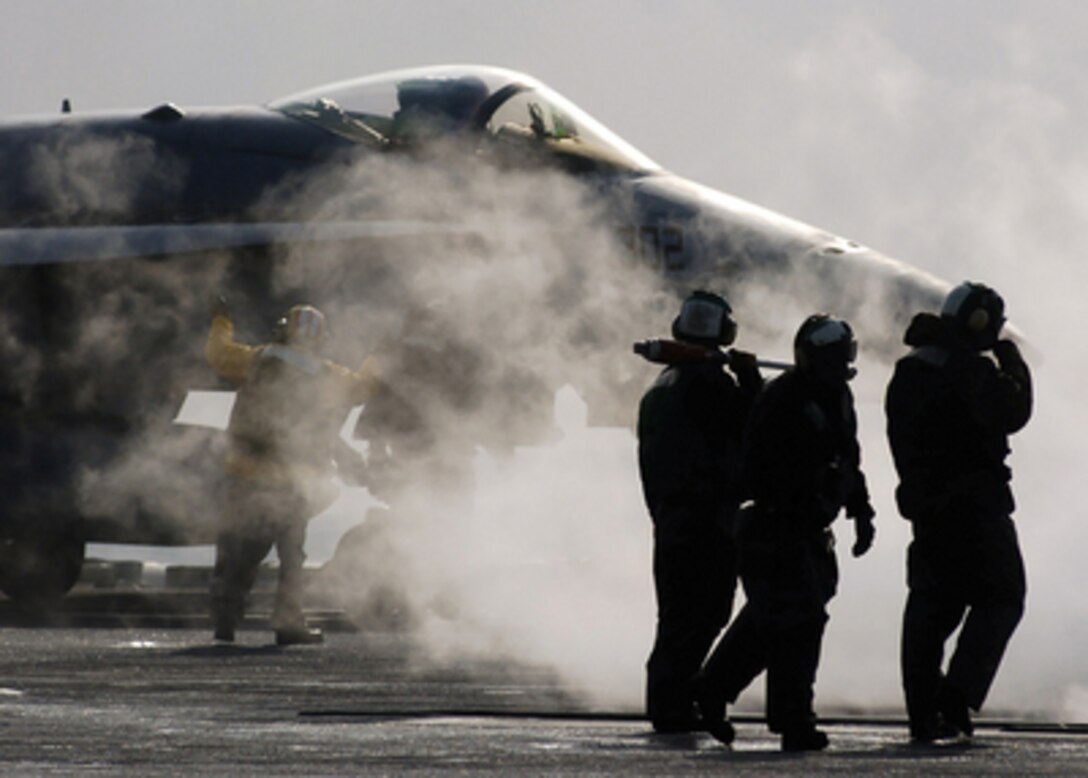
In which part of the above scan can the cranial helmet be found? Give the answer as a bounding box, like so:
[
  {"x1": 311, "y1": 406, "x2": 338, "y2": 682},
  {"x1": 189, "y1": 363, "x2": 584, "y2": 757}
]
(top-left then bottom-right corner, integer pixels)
[
  {"x1": 671, "y1": 290, "x2": 738, "y2": 347},
  {"x1": 794, "y1": 314, "x2": 858, "y2": 382},
  {"x1": 275, "y1": 304, "x2": 328, "y2": 349},
  {"x1": 940, "y1": 281, "x2": 1005, "y2": 350}
]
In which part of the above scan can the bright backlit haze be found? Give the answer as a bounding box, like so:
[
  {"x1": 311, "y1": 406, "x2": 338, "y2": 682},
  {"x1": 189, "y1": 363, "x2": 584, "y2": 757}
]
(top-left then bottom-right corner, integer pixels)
[{"x1": 4, "y1": 1, "x2": 1086, "y2": 720}]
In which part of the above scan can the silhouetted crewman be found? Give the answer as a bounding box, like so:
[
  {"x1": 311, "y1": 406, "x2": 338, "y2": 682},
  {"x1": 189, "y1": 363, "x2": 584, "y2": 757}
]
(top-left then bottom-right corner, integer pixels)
[
  {"x1": 886, "y1": 281, "x2": 1031, "y2": 742},
  {"x1": 695, "y1": 314, "x2": 875, "y2": 751},
  {"x1": 637, "y1": 291, "x2": 762, "y2": 733},
  {"x1": 206, "y1": 298, "x2": 378, "y2": 645}
]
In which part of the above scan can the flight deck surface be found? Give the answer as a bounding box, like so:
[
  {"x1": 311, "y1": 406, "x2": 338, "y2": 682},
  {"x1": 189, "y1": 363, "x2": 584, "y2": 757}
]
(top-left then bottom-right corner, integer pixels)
[{"x1": 0, "y1": 621, "x2": 1084, "y2": 776}]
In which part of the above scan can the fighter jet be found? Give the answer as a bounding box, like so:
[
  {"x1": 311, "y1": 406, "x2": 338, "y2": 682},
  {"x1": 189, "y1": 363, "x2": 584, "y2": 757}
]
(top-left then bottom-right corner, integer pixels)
[{"x1": 0, "y1": 65, "x2": 953, "y2": 606}]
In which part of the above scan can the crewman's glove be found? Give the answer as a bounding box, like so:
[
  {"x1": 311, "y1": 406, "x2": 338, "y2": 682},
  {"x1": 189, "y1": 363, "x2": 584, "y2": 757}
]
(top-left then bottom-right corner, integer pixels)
[
  {"x1": 209, "y1": 293, "x2": 230, "y2": 320},
  {"x1": 727, "y1": 348, "x2": 762, "y2": 387},
  {"x1": 851, "y1": 514, "x2": 876, "y2": 558},
  {"x1": 993, "y1": 339, "x2": 1032, "y2": 388},
  {"x1": 993, "y1": 339, "x2": 1024, "y2": 369}
]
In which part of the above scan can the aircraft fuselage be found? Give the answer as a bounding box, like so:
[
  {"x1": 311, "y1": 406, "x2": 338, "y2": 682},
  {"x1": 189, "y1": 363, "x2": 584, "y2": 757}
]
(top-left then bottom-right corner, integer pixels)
[{"x1": 0, "y1": 65, "x2": 956, "y2": 605}]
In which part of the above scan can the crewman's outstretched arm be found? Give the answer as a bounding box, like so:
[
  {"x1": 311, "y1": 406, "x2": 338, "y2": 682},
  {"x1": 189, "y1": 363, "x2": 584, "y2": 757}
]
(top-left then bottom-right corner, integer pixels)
[
  {"x1": 327, "y1": 354, "x2": 382, "y2": 405},
  {"x1": 204, "y1": 315, "x2": 258, "y2": 385}
]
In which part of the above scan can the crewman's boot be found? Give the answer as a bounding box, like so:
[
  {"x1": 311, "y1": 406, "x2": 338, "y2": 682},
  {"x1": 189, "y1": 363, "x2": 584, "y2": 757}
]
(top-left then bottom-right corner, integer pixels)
[
  {"x1": 936, "y1": 683, "x2": 973, "y2": 738},
  {"x1": 781, "y1": 726, "x2": 829, "y2": 752},
  {"x1": 272, "y1": 590, "x2": 322, "y2": 646},
  {"x1": 692, "y1": 677, "x2": 735, "y2": 746},
  {"x1": 910, "y1": 713, "x2": 967, "y2": 745},
  {"x1": 275, "y1": 624, "x2": 324, "y2": 646},
  {"x1": 210, "y1": 584, "x2": 238, "y2": 643},
  {"x1": 213, "y1": 622, "x2": 236, "y2": 643}
]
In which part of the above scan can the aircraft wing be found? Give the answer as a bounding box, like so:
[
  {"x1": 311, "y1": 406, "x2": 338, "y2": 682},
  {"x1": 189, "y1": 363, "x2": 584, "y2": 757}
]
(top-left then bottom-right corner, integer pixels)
[{"x1": 0, "y1": 221, "x2": 482, "y2": 266}]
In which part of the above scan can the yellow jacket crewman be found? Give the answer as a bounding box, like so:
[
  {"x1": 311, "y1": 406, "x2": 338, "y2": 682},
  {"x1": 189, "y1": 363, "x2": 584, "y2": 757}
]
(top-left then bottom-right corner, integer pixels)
[{"x1": 205, "y1": 299, "x2": 379, "y2": 645}]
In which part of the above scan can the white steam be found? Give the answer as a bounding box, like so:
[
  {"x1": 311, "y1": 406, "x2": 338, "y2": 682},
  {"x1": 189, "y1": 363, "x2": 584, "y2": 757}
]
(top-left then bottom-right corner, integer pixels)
[
  {"x1": 5, "y1": 132, "x2": 231, "y2": 544},
  {"x1": 712, "y1": 14, "x2": 1088, "y2": 721},
  {"x1": 17, "y1": 13, "x2": 1088, "y2": 723},
  {"x1": 312, "y1": 16, "x2": 1088, "y2": 723},
  {"x1": 27, "y1": 131, "x2": 184, "y2": 225},
  {"x1": 289, "y1": 146, "x2": 680, "y2": 709},
  {"x1": 295, "y1": 143, "x2": 925, "y2": 713}
]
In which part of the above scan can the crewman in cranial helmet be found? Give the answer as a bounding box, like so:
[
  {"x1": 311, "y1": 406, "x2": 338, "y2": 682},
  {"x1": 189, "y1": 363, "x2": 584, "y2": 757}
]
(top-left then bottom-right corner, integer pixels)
[
  {"x1": 637, "y1": 290, "x2": 763, "y2": 733},
  {"x1": 205, "y1": 296, "x2": 379, "y2": 646},
  {"x1": 694, "y1": 314, "x2": 875, "y2": 752},
  {"x1": 886, "y1": 281, "x2": 1032, "y2": 743}
]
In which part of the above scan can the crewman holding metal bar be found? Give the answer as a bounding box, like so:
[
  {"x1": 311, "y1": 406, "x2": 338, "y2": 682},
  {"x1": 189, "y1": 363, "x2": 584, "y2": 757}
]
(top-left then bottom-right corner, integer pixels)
[{"x1": 637, "y1": 290, "x2": 763, "y2": 733}]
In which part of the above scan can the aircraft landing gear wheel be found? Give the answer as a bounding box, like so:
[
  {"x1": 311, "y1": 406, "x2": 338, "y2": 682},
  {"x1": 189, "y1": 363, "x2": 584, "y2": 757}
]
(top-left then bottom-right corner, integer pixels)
[{"x1": 0, "y1": 534, "x2": 86, "y2": 613}]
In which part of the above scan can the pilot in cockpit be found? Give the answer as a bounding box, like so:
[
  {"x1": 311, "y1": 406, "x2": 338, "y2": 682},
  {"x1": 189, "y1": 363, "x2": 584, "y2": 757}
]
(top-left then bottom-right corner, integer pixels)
[{"x1": 391, "y1": 76, "x2": 489, "y2": 145}]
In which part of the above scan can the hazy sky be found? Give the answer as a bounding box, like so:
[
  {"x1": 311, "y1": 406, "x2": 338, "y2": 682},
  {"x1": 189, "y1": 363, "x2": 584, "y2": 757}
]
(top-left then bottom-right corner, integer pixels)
[
  {"x1": 4, "y1": 0, "x2": 1085, "y2": 286},
  {"x1": 6, "y1": 1, "x2": 1088, "y2": 717}
]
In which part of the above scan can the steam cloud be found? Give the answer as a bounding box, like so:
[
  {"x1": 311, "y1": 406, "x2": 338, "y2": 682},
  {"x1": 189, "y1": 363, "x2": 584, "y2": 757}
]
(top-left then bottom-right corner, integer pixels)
[
  {"x1": 249, "y1": 141, "x2": 935, "y2": 713},
  {"x1": 712, "y1": 15, "x2": 1088, "y2": 722},
  {"x1": 11, "y1": 17, "x2": 1087, "y2": 724}
]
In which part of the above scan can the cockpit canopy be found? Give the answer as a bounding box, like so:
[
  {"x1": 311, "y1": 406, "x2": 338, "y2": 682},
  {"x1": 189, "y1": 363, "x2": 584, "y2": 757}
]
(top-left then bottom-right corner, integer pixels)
[{"x1": 269, "y1": 65, "x2": 659, "y2": 174}]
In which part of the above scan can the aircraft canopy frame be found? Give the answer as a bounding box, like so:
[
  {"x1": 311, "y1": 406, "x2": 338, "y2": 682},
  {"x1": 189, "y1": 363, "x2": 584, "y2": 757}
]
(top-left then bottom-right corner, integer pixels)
[{"x1": 269, "y1": 65, "x2": 660, "y2": 174}]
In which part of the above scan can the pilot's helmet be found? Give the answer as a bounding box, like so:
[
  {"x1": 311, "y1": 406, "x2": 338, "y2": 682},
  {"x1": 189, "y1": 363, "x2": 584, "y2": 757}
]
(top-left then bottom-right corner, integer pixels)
[
  {"x1": 671, "y1": 290, "x2": 737, "y2": 348},
  {"x1": 794, "y1": 314, "x2": 857, "y2": 383},
  {"x1": 940, "y1": 281, "x2": 1005, "y2": 350},
  {"x1": 274, "y1": 304, "x2": 329, "y2": 349},
  {"x1": 395, "y1": 76, "x2": 489, "y2": 126}
]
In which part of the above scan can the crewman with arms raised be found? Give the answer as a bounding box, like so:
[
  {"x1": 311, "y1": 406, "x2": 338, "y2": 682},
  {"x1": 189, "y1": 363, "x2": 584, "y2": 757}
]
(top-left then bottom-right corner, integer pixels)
[{"x1": 205, "y1": 296, "x2": 378, "y2": 645}]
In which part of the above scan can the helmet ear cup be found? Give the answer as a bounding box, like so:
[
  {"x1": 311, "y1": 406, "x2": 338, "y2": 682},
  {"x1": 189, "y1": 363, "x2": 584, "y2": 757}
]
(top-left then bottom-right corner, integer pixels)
[
  {"x1": 719, "y1": 317, "x2": 738, "y2": 348},
  {"x1": 942, "y1": 282, "x2": 1005, "y2": 345},
  {"x1": 967, "y1": 307, "x2": 990, "y2": 332}
]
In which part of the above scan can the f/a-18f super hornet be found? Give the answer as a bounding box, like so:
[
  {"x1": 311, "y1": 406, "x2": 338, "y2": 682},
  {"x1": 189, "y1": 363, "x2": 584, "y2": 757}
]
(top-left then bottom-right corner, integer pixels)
[{"x1": 0, "y1": 64, "x2": 954, "y2": 606}]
